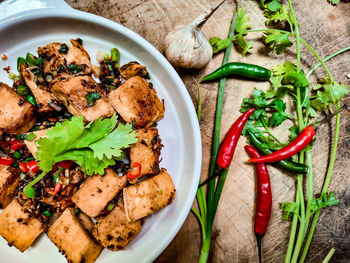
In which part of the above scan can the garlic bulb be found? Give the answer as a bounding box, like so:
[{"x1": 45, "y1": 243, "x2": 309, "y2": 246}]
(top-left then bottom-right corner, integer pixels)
[{"x1": 164, "y1": 0, "x2": 225, "y2": 69}]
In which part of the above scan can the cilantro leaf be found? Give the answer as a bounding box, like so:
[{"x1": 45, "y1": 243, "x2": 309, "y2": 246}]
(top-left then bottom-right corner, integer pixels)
[
  {"x1": 267, "y1": 0, "x2": 281, "y2": 12},
  {"x1": 234, "y1": 7, "x2": 254, "y2": 56},
  {"x1": 235, "y1": 7, "x2": 252, "y2": 34},
  {"x1": 310, "y1": 192, "x2": 340, "y2": 213},
  {"x1": 265, "y1": 4, "x2": 292, "y2": 26},
  {"x1": 328, "y1": 0, "x2": 339, "y2": 4},
  {"x1": 281, "y1": 201, "x2": 299, "y2": 220},
  {"x1": 273, "y1": 61, "x2": 297, "y2": 76},
  {"x1": 209, "y1": 36, "x2": 234, "y2": 53},
  {"x1": 289, "y1": 125, "x2": 299, "y2": 141},
  {"x1": 36, "y1": 114, "x2": 137, "y2": 175},
  {"x1": 269, "y1": 99, "x2": 288, "y2": 126},
  {"x1": 264, "y1": 31, "x2": 293, "y2": 54},
  {"x1": 313, "y1": 78, "x2": 349, "y2": 107}
]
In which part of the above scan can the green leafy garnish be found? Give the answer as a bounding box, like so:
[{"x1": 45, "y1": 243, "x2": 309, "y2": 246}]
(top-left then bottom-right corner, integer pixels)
[
  {"x1": 26, "y1": 132, "x2": 37, "y2": 142},
  {"x1": 86, "y1": 92, "x2": 100, "y2": 107},
  {"x1": 280, "y1": 201, "x2": 299, "y2": 220},
  {"x1": 58, "y1": 44, "x2": 69, "y2": 54},
  {"x1": 328, "y1": 0, "x2": 339, "y2": 4},
  {"x1": 24, "y1": 114, "x2": 137, "y2": 197},
  {"x1": 310, "y1": 191, "x2": 339, "y2": 213},
  {"x1": 209, "y1": 37, "x2": 234, "y2": 54},
  {"x1": 234, "y1": 7, "x2": 254, "y2": 56},
  {"x1": 264, "y1": 31, "x2": 293, "y2": 54},
  {"x1": 68, "y1": 64, "x2": 82, "y2": 74}
]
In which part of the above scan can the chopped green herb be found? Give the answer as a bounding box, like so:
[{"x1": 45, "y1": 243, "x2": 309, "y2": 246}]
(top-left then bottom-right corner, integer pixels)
[
  {"x1": 9, "y1": 73, "x2": 20, "y2": 81},
  {"x1": 75, "y1": 209, "x2": 81, "y2": 216},
  {"x1": 24, "y1": 186, "x2": 35, "y2": 198},
  {"x1": 12, "y1": 161, "x2": 19, "y2": 168},
  {"x1": 111, "y1": 48, "x2": 120, "y2": 62},
  {"x1": 26, "y1": 132, "x2": 37, "y2": 142},
  {"x1": 85, "y1": 92, "x2": 100, "y2": 107},
  {"x1": 57, "y1": 65, "x2": 65, "y2": 73},
  {"x1": 17, "y1": 134, "x2": 27, "y2": 140},
  {"x1": 58, "y1": 43, "x2": 69, "y2": 54},
  {"x1": 75, "y1": 38, "x2": 83, "y2": 45},
  {"x1": 144, "y1": 72, "x2": 151, "y2": 79},
  {"x1": 13, "y1": 151, "x2": 21, "y2": 159},
  {"x1": 107, "y1": 203, "x2": 115, "y2": 211},
  {"x1": 24, "y1": 157, "x2": 35, "y2": 162},
  {"x1": 108, "y1": 85, "x2": 117, "y2": 90},
  {"x1": 43, "y1": 210, "x2": 52, "y2": 217},
  {"x1": 68, "y1": 64, "x2": 82, "y2": 74}
]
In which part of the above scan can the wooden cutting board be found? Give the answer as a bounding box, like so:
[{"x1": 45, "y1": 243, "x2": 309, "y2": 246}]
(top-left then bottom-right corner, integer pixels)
[{"x1": 65, "y1": 0, "x2": 350, "y2": 262}]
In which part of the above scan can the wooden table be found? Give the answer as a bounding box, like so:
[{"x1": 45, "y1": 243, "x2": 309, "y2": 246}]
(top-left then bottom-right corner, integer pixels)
[{"x1": 65, "y1": 1, "x2": 350, "y2": 262}]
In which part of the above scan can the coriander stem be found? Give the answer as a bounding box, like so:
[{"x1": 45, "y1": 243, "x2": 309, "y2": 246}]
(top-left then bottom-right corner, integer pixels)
[
  {"x1": 260, "y1": 117, "x2": 284, "y2": 145},
  {"x1": 300, "y1": 38, "x2": 334, "y2": 83},
  {"x1": 299, "y1": 103, "x2": 341, "y2": 262},
  {"x1": 322, "y1": 248, "x2": 335, "y2": 263},
  {"x1": 306, "y1": 46, "x2": 350, "y2": 78},
  {"x1": 303, "y1": 149, "x2": 313, "y2": 240}
]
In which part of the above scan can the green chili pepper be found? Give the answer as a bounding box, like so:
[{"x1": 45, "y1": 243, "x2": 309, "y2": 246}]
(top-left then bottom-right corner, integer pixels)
[
  {"x1": 16, "y1": 85, "x2": 29, "y2": 96},
  {"x1": 201, "y1": 62, "x2": 271, "y2": 82},
  {"x1": 26, "y1": 95, "x2": 37, "y2": 106},
  {"x1": 248, "y1": 131, "x2": 308, "y2": 174},
  {"x1": 17, "y1": 57, "x2": 27, "y2": 72},
  {"x1": 26, "y1": 53, "x2": 37, "y2": 66},
  {"x1": 111, "y1": 48, "x2": 120, "y2": 63}
]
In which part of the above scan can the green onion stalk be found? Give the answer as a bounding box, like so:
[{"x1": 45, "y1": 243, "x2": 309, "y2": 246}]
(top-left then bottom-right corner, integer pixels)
[{"x1": 191, "y1": 8, "x2": 239, "y2": 263}]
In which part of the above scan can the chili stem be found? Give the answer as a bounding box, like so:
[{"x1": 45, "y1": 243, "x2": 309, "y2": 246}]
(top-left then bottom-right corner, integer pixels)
[{"x1": 322, "y1": 248, "x2": 335, "y2": 263}]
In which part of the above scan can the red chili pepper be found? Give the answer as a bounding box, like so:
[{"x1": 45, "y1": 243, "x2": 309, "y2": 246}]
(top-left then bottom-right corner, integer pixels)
[
  {"x1": 57, "y1": 160, "x2": 74, "y2": 169},
  {"x1": 52, "y1": 163, "x2": 58, "y2": 171},
  {"x1": 126, "y1": 162, "x2": 142, "y2": 179},
  {"x1": 27, "y1": 160, "x2": 39, "y2": 173},
  {"x1": 19, "y1": 162, "x2": 29, "y2": 173},
  {"x1": 245, "y1": 145, "x2": 272, "y2": 263},
  {"x1": 249, "y1": 125, "x2": 315, "y2": 164},
  {"x1": 216, "y1": 108, "x2": 255, "y2": 169},
  {"x1": 53, "y1": 183, "x2": 62, "y2": 196},
  {"x1": 10, "y1": 140, "x2": 23, "y2": 150},
  {"x1": 0, "y1": 157, "x2": 15, "y2": 166}
]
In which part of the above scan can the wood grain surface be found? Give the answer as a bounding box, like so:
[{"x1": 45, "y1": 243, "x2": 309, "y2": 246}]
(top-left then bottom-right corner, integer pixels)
[{"x1": 65, "y1": 0, "x2": 350, "y2": 262}]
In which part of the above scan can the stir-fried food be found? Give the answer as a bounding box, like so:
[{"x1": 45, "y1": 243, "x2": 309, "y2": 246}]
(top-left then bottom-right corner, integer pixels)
[{"x1": 0, "y1": 39, "x2": 175, "y2": 263}]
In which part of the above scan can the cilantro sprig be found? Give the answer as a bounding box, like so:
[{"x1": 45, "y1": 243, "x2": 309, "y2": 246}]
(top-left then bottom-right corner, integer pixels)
[{"x1": 24, "y1": 114, "x2": 137, "y2": 198}]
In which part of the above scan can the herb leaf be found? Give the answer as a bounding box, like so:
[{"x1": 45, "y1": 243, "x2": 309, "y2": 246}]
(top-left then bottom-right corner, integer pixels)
[
  {"x1": 264, "y1": 31, "x2": 293, "y2": 54},
  {"x1": 310, "y1": 192, "x2": 340, "y2": 213},
  {"x1": 234, "y1": 7, "x2": 254, "y2": 56},
  {"x1": 36, "y1": 114, "x2": 137, "y2": 176},
  {"x1": 281, "y1": 201, "x2": 299, "y2": 220},
  {"x1": 209, "y1": 36, "x2": 234, "y2": 54}
]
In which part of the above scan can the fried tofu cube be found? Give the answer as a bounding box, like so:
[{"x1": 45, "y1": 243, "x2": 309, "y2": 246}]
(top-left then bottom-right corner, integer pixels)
[
  {"x1": 20, "y1": 64, "x2": 59, "y2": 113},
  {"x1": 119, "y1": 62, "x2": 148, "y2": 79},
  {"x1": 48, "y1": 208, "x2": 102, "y2": 263},
  {"x1": 108, "y1": 76, "x2": 164, "y2": 128},
  {"x1": 130, "y1": 128, "x2": 162, "y2": 177},
  {"x1": 72, "y1": 168, "x2": 127, "y2": 217},
  {"x1": 123, "y1": 169, "x2": 176, "y2": 222},
  {"x1": 51, "y1": 75, "x2": 115, "y2": 122},
  {"x1": 0, "y1": 82, "x2": 37, "y2": 134},
  {"x1": 0, "y1": 165, "x2": 20, "y2": 208},
  {"x1": 23, "y1": 129, "x2": 47, "y2": 158},
  {"x1": 38, "y1": 39, "x2": 93, "y2": 75},
  {"x1": 0, "y1": 199, "x2": 43, "y2": 252},
  {"x1": 92, "y1": 201, "x2": 143, "y2": 251}
]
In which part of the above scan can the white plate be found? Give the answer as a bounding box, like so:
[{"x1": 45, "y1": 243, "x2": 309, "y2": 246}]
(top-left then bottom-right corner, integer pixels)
[{"x1": 0, "y1": 1, "x2": 202, "y2": 262}]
